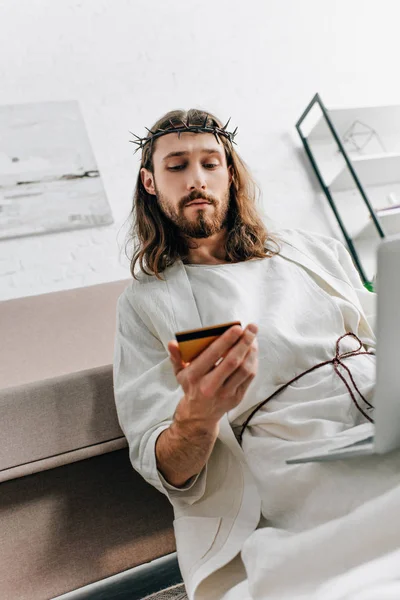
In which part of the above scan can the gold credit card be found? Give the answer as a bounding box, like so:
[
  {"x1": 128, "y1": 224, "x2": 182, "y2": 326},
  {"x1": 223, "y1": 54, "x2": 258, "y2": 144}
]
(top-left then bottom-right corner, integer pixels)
[{"x1": 175, "y1": 321, "x2": 241, "y2": 363}]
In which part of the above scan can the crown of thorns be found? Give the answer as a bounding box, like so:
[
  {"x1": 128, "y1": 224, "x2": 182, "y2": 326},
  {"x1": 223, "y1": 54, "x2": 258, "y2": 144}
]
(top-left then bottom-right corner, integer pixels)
[{"x1": 129, "y1": 116, "x2": 238, "y2": 155}]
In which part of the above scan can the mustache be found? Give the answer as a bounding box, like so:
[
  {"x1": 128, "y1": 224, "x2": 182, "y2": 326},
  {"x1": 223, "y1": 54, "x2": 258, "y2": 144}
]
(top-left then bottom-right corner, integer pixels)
[{"x1": 182, "y1": 191, "x2": 215, "y2": 207}]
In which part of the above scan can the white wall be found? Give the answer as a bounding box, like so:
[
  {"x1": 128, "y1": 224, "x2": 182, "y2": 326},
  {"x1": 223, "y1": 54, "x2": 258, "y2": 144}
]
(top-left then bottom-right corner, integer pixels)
[{"x1": 1, "y1": 0, "x2": 399, "y2": 300}]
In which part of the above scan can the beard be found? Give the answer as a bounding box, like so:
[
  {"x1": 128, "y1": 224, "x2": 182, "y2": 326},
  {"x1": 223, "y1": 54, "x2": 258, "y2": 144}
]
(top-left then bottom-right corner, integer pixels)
[{"x1": 154, "y1": 184, "x2": 231, "y2": 239}]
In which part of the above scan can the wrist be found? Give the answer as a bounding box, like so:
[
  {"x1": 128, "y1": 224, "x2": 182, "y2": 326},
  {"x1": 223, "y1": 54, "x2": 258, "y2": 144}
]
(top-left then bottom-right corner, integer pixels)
[{"x1": 173, "y1": 397, "x2": 220, "y2": 440}]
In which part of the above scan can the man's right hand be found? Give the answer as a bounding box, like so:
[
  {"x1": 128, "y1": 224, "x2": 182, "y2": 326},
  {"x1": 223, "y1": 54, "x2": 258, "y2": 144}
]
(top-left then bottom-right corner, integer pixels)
[
  {"x1": 155, "y1": 324, "x2": 258, "y2": 488},
  {"x1": 168, "y1": 323, "x2": 259, "y2": 430}
]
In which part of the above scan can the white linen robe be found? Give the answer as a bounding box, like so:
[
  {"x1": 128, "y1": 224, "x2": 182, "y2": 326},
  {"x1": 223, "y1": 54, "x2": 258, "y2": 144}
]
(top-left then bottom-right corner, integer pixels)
[{"x1": 113, "y1": 228, "x2": 376, "y2": 600}]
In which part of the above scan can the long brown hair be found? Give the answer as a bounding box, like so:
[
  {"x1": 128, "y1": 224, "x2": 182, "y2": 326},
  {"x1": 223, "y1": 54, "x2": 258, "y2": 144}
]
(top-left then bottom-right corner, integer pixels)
[{"x1": 126, "y1": 108, "x2": 280, "y2": 280}]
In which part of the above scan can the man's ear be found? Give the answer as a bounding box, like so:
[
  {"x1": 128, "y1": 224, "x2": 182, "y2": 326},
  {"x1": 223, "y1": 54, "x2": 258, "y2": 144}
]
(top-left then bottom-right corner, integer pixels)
[{"x1": 140, "y1": 168, "x2": 156, "y2": 195}]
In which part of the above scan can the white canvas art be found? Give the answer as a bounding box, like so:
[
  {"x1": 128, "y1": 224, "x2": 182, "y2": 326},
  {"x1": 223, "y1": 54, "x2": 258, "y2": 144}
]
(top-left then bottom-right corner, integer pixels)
[{"x1": 0, "y1": 100, "x2": 113, "y2": 240}]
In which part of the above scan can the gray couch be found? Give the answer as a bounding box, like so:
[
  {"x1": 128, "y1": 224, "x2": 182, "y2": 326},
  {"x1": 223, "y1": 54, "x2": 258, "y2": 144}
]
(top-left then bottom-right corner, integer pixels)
[{"x1": 0, "y1": 281, "x2": 181, "y2": 600}]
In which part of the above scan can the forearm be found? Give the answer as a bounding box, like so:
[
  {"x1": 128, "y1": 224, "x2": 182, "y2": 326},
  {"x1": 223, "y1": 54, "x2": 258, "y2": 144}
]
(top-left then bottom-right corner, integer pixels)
[{"x1": 155, "y1": 398, "x2": 219, "y2": 488}]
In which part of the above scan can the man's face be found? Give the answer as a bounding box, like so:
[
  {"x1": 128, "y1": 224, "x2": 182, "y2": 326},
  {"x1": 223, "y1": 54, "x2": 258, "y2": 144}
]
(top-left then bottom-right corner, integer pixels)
[{"x1": 141, "y1": 132, "x2": 233, "y2": 238}]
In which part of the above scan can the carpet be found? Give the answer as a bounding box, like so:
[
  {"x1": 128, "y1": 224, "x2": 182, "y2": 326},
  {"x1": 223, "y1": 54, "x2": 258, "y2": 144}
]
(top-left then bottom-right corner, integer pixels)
[{"x1": 141, "y1": 582, "x2": 187, "y2": 599}]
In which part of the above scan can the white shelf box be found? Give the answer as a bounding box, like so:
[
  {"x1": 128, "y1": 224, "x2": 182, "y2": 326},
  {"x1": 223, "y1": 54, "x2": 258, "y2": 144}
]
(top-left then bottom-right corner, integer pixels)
[
  {"x1": 355, "y1": 207, "x2": 400, "y2": 240},
  {"x1": 328, "y1": 184, "x2": 400, "y2": 240},
  {"x1": 329, "y1": 153, "x2": 400, "y2": 192},
  {"x1": 307, "y1": 105, "x2": 400, "y2": 153}
]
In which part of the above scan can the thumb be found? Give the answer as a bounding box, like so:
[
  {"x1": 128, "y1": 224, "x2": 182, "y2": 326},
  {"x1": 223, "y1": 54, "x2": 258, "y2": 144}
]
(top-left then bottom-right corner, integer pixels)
[{"x1": 168, "y1": 341, "x2": 187, "y2": 374}]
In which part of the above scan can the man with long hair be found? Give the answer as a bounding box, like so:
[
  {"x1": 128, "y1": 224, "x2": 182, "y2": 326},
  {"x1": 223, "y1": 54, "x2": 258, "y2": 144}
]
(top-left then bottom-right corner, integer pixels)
[{"x1": 113, "y1": 109, "x2": 399, "y2": 600}]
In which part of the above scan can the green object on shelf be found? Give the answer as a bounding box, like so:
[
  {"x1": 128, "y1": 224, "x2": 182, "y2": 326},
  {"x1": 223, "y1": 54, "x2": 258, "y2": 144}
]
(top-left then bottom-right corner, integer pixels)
[{"x1": 364, "y1": 281, "x2": 375, "y2": 293}]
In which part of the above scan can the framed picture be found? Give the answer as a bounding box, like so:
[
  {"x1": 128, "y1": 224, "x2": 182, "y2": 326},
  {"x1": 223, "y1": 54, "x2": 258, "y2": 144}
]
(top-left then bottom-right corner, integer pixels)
[{"x1": 0, "y1": 100, "x2": 114, "y2": 240}]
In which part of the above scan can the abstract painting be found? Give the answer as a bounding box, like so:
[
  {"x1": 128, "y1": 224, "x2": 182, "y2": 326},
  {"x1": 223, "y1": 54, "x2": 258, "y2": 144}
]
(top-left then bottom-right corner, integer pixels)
[{"x1": 0, "y1": 100, "x2": 114, "y2": 240}]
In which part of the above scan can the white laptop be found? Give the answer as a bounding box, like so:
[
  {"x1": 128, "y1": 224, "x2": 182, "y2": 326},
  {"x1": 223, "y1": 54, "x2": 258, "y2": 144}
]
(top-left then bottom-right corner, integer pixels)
[{"x1": 286, "y1": 234, "x2": 400, "y2": 464}]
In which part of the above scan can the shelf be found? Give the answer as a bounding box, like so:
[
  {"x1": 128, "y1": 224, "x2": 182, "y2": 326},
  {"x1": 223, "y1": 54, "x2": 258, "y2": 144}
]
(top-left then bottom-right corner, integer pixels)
[
  {"x1": 353, "y1": 207, "x2": 400, "y2": 240},
  {"x1": 329, "y1": 152, "x2": 400, "y2": 191},
  {"x1": 297, "y1": 95, "x2": 400, "y2": 285},
  {"x1": 307, "y1": 105, "x2": 400, "y2": 142}
]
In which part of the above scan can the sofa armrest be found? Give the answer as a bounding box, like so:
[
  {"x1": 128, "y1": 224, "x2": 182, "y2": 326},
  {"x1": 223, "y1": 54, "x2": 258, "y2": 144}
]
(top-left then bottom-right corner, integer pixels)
[{"x1": 0, "y1": 365, "x2": 126, "y2": 483}]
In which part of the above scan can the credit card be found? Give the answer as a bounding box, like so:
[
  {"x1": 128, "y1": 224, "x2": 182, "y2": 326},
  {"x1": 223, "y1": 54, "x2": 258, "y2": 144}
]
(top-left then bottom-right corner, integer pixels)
[{"x1": 175, "y1": 321, "x2": 241, "y2": 363}]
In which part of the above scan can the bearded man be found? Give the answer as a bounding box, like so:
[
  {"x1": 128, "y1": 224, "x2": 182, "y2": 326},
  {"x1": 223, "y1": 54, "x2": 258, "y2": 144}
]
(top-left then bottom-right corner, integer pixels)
[{"x1": 113, "y1": 109, "x2": 400, "y2": 600}]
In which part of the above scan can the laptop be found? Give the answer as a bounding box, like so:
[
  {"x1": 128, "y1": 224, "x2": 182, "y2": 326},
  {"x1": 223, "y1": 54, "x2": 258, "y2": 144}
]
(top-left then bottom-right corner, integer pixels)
[{"x1": 286, "y1": 234, "x2": 400, "y2": 464}]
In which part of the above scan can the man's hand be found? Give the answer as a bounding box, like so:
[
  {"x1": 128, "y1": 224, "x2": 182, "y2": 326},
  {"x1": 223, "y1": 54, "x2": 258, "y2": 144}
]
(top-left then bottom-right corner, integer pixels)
[
  {"x1": 168, "y1": 323, "x2": 259, "y2": 429},
  {"x1": 155, "y1": 324, "x2": 258, "y2": 488}
]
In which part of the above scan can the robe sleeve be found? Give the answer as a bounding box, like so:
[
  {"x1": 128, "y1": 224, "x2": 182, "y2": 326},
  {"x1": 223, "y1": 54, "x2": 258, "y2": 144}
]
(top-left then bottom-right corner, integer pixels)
[
  {"x1": 113, "y1": 285, "x2": 207, "y2": 505},
  {"x1": 298, "y1": 229, "x2": 377, "y2": 335}
]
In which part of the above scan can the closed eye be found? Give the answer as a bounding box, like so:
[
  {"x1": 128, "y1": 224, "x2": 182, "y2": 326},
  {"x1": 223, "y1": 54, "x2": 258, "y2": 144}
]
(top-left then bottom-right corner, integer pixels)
[
  {"x1": 167, "y1": 164, "x2": 219, "y2": 171},
  {"x1": 167, "y1": 166, "x2": 185, "y2": 171}
]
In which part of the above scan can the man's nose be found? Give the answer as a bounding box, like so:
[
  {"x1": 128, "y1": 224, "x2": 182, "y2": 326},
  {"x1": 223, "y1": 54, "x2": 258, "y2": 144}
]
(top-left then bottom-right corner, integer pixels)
[{"x1": 187, "y1": 166, "x2": 207, "y2": 190}]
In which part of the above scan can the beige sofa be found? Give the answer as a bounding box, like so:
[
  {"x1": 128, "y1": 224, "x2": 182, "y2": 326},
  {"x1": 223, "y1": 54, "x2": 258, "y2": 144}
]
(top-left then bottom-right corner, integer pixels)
[{"x1": 0, "y1": 280, "x2": 179, "y2": 600}]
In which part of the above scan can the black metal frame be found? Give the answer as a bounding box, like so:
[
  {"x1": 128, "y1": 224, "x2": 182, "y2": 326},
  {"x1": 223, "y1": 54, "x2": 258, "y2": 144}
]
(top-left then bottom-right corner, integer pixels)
[{"x1": 295, "y1": 93, "x2": 384, "y2": 291}]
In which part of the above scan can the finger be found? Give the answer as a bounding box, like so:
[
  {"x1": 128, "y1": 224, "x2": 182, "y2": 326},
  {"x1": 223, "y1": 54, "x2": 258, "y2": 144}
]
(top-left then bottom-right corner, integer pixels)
[
  {"x1": 168, "y1": 340, "x2": 180, "y2": 361},
  {"x1": 201, "y1": 326, "x2": 258, "y2": 391},
  {"x1": 210, "y1": 327, "x2": 257, "y2": 389},
  {"x1": 168, "y1": 340, "x2": 187, "y2": 375},
  {"x1": 219, "y1": 343, "x2": 258, "y2": 396},
  {"x1": 235, "y1": 372, "x2": 257, "y2": 399},
  {"x1": 189, "y1": 324, "x2": 245, "y2": 379}
]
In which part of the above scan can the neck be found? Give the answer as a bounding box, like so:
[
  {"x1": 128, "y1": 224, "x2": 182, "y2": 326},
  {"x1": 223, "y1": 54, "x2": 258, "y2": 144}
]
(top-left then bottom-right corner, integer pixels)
[{"x1": 184, "y1": 229, "x2": 229, "y2": 265}]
